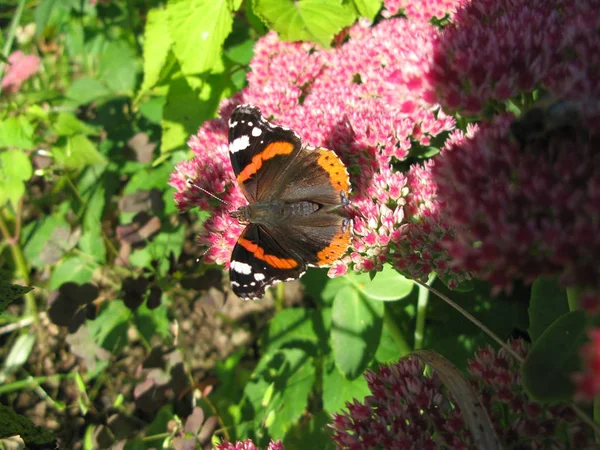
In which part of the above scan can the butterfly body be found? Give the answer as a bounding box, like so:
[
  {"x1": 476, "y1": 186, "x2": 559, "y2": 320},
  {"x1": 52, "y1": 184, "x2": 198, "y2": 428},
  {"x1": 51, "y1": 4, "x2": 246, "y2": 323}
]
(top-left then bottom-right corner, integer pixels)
[{"x1": 227, "y1": 105, "x2": 352, "y2": 300}]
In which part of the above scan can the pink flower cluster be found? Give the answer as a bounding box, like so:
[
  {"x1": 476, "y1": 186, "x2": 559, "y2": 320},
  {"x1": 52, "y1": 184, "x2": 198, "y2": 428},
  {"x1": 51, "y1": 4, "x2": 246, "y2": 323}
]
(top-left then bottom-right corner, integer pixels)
[
  {"x1": 430, "y1": 0, "x2": 600, "y2": 114},
  {"x1": 216, "y1": 440, "x2": 283, "y2": 450},
  {"x1": 171, "y1": 18, "x2": 457, "y2": 281},
  {"x1": 331, "y1": 340, "x2": 594, "y2": 449},
  {"x1": 383, "y1": 0, "x2": 466, "y2": 22},
  {"x1": 1, "y1": 50, "x2": 40, "y2": 93},
  {"x1": 573, "y1": 329, "x2": 600, "y2": 400},
  {"x1": 434, "y1": 108, "x2": 600, "y2": 297}
]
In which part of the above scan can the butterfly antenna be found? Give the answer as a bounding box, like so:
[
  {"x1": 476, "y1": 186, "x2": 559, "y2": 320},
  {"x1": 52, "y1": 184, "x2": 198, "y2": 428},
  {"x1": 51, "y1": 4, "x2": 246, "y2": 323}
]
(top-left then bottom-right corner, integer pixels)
[{"x1": 175, "y1": 166, "x2": 232, "y2": 207}]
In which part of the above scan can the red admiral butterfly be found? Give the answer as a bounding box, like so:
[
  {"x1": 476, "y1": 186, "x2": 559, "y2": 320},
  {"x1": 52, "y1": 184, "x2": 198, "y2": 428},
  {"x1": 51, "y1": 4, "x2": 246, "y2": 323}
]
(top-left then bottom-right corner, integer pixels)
[{"x1": 227, "y1": 105, "x2": 352, "y2": 300}]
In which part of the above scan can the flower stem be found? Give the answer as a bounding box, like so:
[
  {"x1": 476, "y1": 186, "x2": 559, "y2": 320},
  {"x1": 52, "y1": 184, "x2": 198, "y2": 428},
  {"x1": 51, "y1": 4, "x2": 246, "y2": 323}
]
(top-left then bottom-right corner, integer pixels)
[
  {"x1": 0, "y1": 208, "x2": 37, "y2": 324},
  {"x1": 0, "y1": 0, "x2": 26, "y2": 95},
  {"x1": 383, "y1": 305, "x2": 412, "y2": 356},
  {"x1": 414, "y1": 274, "x2": 435, "y2": 349}
]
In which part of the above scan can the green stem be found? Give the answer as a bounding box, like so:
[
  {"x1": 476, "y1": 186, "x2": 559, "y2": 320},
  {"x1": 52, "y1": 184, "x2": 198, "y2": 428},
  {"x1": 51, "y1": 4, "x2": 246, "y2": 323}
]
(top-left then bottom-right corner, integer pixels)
[
  {"x1": 0, "y1": 0, "x2": 26, "y2": 95},
  {"x1": 414, "y1": 274, "x2": 435, "y2": 350},
  {"x1": 383, "y1": 305, "x2": 412, "y2": 356},
  {"x1": 0, "y1": 373, "x2": 72, "y2": 396},
  {"x1": 274, "y1": 282, "x2": 285, "y2": 312},
  {"x1": 567, "y1": 286, "x2": 580, "y2": 311},
  {"x1": 0, "y1": 209, "x2": 37, "y2": 323}
]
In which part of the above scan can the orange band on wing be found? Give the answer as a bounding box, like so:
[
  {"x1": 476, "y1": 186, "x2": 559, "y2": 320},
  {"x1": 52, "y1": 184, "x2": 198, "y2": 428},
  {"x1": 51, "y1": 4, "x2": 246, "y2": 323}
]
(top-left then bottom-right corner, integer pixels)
[
  {"x1": 316, "y1": 149, "x2": 350, "y2": 192},
  {"x1": 236, "y1": 141, "x2": 295, "y2": 184},
  {"x1": 316, "y1": 227, "x2": 351, "y2": 266},
  {"x1": 238, "y1": 237, "x2": 299, "y2": 269}
]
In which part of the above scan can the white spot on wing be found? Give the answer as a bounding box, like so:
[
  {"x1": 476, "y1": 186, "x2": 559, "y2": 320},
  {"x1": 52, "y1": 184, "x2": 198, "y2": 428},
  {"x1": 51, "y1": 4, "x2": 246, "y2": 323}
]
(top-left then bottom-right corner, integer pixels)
[
  {"x1": 252, "y1": 127, "x2": 262, "y2": 137},
  {"x1": 229, "y1": 120, "x2": 238, "y2": 128},
  {"x1": 231, "y1": 260, "x2": 252, "y2": 274},
  {"x1": 254, "y1": 273, "x2": 266, "y2": 281},
  {"x1": 230, "y1": 136, "x2": 250, "y2": 153}
]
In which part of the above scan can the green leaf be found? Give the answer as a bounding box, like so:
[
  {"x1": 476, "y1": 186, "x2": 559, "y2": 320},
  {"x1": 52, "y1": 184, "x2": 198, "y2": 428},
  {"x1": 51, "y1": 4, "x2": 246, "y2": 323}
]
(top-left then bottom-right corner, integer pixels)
[
  {"x1": 352, "y1": 0, "x2": 382, "y2": 20},
  {"x1": 129, "y1": 225, "x2": 185, "y2": 276},
  {"x1": 331, "y1": 285, "x2": 384, "y2": 378},
  {"x1": 0, "y1": 282, "x2": 33, "y2": 314},
  {"x1": 264, "y1": 308, "x2": 328, "y2": 353},
  {"x1": 522, "y1": 310, "x2": 586, "y2": 402},
  {"x1": 98, "y1": 40, "x2": 138, "y2": 93},
  {"x1": 322, "y1": 355, "x2": 370, "y2": 414},
  {"x1": 22, "y1": 215, "x2": 69, "y2": 269},
  {"x1": 167, "y1": 0, "x2": 233, "y2": 75},
  {"x1": 53, "y1": 113, "x2": 99, "y2": 136},
  {"x1": 53, "y1": 134, "x2": 107, "y2": 168},
  {"x1": 0, "y1": 116, "x2": 34, "y2": 149},
  {"x1": 0, "y1": 150, "x2": 33, "y2": 207},
  {"x1": 161, "y1": 72, "x2": 226, "y2": 152},
  {"x1": 133, "y1": 301, "x2": 170, "y2": 342},
  {"x1": 87, "y1": 300, "x2": 131, "y2": 353},
  {"x1": 138, "y1": 96, "x2": 166, "y2": 124},
  {"x1": 253, "y1": 0, "x2": 356, "y2": 47},
  {"x1": 0, "y1": 404, "x2": 56, "y2": 447},
  {"x1": 244, "y1": 348, "x2": 315, "y2": 439},
  {"x1": 0, "y1": 332, "x2": 36, "y2": 383},
  {"x1": 528, "y1": 275, "x2": 569, "y2": 342},
  {"x1": 65, "y1": 77, "x2": 112, "y2": 106},
  {"x1": 49, "y1": 256, "x2": 94, "y2": 290},
  {"x1": 349, "y1": 264, "x2": 414, "y2": 301},
  {"x1": 140, "y1": 8, "x2": 172, "y2": 93},
  {"x1": 375, "y1": 318, "x2": 405, "y2": 363},
  {"x1": 34, "y1": 0, "x2": 61, "y2": 38}
]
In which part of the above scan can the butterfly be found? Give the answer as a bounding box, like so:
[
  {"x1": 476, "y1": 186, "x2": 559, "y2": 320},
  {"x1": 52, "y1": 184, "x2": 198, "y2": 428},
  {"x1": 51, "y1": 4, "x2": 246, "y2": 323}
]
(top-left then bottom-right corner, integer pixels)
[{"x1": 226, "y1": 105, "x2": 352, "y2": 300}]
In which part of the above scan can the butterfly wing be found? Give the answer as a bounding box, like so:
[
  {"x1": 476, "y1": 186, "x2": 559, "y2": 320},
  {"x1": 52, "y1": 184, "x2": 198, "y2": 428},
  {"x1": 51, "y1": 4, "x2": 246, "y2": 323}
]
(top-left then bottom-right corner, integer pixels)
[
  {"x1": 230, "y1": 224, "x2": 306, "y2": 300},
  {"x1": 228, "y1": 105, "x2": 303, "y2": 203}
]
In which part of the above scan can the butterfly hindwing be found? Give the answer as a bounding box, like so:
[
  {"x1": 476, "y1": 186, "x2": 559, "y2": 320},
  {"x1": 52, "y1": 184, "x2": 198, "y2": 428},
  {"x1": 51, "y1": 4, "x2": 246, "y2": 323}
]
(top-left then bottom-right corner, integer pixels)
[{"x1": 230, "y1": 224, "x2": 306, "y2": 300}]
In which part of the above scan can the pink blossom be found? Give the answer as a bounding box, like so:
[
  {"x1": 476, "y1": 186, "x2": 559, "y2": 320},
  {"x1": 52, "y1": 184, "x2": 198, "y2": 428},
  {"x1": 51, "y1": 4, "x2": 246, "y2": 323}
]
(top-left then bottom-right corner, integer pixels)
[
  {"x1": 430, "y1": 0, "x2": 600, "y2": 115},
  {"x1": 433, "y1": 106, "x2": 600, "y2": 297},
  {"x1": 216, "y1": 440, "x2": 284, "y2": 450},
  {"x1": 170, "y1": 19, "x2": 457, "y2": 282},
  {"x1": 383, "y1": 0, "x2": 467, "y2": 22},
  {"x1": 1, "y1": 51, "x2": 40, "y2": 93},
  {"x1": 331, "y1": 340, "x2": 595, "y2": 448}
]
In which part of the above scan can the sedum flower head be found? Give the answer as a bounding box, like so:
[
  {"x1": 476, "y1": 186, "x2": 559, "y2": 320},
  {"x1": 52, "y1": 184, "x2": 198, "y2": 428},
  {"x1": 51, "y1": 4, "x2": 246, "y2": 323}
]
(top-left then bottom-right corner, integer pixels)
[
  {"x1": 331, "y1": 340, "x2": 595, "y2": 449},
  {"x1": 170, "y1": 18, "x2": 458, "y2": 282}
]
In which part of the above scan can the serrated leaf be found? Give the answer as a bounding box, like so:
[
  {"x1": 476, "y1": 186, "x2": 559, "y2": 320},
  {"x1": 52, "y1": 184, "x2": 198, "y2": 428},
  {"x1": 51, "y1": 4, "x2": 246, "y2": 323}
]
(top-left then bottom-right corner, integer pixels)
[
  {"x1": 331, "y1": 285, "x2": 384, "y2": 378},
  {"x1": 167, "y1": 0, "x2": 233, "y2": 75},
  {"x1": 352, "y1": 0, "x2": 382, "y2": 20},
  {"x1": 140, "y1": 8, "x2": 172, "y2": 93},
  {"x1": 349, "y1": 265, "x2": 414, "y2": 301},
  {"x1": 522, "y1": 310, "x2": 586, "y2": 402},
  {"x1": 65, "y1": 77, "x2": 112, "y2": 106},
  {"x1": 528, "y1": 275, "x2": 569, "y2": 342},
  {"x1": 98, "y1": 40, "x2": 138, "y2": 93},
  {"x1": 0, "y1": 116, "x2": 34, "y2": 149},
  {"x1": 0, "y1": 282, "x2": 33, "y2": 314},
  {"x1": 253, "y1": 0, "x2": 356, "y2": 47},
  {"x1": 0, "y1": 149, "x2": 33, "y2": 207},
  {"x1": 0, "y1": 404, "x2": 56, "y2": 446},
  {"x1": 322, "y1": 355, "x2": 370, "y2": 414}
]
